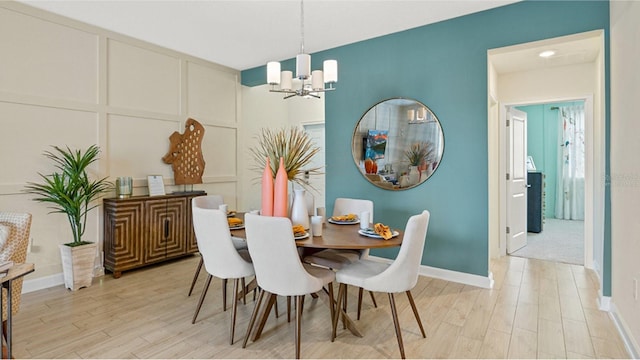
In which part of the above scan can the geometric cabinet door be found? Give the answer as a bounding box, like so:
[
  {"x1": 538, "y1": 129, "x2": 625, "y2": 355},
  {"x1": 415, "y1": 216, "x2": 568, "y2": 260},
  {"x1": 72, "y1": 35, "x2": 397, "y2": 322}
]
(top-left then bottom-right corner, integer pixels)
[
  {"x1": 103, "y1": 200, "x2": 145, "y2": 278},
  {"x1": 145, "y1": 197, "x2": 187, "y2": 263}
]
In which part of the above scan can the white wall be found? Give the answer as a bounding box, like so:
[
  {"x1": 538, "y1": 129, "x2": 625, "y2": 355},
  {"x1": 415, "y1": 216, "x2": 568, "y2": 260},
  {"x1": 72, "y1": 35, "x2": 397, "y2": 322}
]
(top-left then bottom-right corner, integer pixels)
[
  {"x1": 498, "y1": 62, "x2": 596, "y2": 103},
  {"x1": 240, "y1": 84, "x2": 325, "y2": 213},
  {"x1": 610, "y1": 1, "x2": 640, "y2": 356},
  {"x1": 0, "y1": 2, "x2": 240, "y2": 289}
]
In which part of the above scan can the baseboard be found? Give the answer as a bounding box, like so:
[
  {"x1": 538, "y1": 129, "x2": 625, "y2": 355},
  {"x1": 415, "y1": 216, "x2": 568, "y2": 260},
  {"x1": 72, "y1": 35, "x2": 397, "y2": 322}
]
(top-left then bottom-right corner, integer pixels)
[
  {"x1": 598, "y1": 291, "x2": 611, "y2": 311},
  {"x1": 22, "y1": 272, "x2": 65, "y2": 293},
  {"x1": 610, "y1": 302, "x2": 640, "y2": 359},
  {"x1": 368, "y1": 256, "x2": 494, "y2": 289}
]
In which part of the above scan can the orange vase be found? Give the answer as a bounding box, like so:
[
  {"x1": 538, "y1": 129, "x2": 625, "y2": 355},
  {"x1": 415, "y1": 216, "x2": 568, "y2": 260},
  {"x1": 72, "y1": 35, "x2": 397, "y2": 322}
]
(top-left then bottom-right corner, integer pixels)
[
  {"x1": 261, "y1": 157, "x2": 274, "y2": 216},
  {"x1": 273, "y1": 157, "x2": 288, "y2": 217}
]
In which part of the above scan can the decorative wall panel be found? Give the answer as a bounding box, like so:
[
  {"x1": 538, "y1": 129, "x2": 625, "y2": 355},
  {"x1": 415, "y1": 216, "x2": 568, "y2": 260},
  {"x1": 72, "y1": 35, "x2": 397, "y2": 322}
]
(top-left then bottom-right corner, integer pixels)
[
  {"x1": 201, "y1": 125, "x2": 237, "y2": 177},
  {"x1": 107, "y1": 114, "x2": 180, "y2": 179},
  {"x1": 0, "y1": 102, "x2": 98, "y2": 183},
  {"x1": 107, "y1": 39, "x2": 180, "y2": 114},
  {"x1": 0, "y1": 8, "x2": 98, "y2": 104},
  {"x1": 187, "y1": 61, "x2": 238, "y2": 124}
]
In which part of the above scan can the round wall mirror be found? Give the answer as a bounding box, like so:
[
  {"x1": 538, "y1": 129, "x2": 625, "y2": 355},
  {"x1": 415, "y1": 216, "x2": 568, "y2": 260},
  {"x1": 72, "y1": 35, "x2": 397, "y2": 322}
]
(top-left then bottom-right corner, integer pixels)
[{"x1": 352, "y1": 98, "x2": 444, "y2": 190}]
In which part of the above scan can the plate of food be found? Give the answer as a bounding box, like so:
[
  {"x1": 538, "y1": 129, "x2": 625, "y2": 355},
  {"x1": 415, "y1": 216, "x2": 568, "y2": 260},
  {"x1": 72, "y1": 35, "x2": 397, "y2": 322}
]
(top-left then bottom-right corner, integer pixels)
[
  {"x1": 358, "y1": 227, "x2": 399, "y2": 239},
  {"x1": 228, "y1": 217, "x2": 243, "y2": 229},
  {"x1": 292, "y1": 224, "x2": 308, "y2": 239},
  {"x1": 328, "y1": 214, "x2": 360, "y2": 225}
]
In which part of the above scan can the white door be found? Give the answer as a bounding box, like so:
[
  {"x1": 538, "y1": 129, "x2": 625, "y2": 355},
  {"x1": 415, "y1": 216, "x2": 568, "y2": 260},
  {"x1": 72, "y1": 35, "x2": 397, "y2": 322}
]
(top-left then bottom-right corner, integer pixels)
[
  {"x1": 302, "y1": 123, "x2": 325, "y2": 210},
  {"x1": 507, "y1": 107, "x2": 528, "y2": 253}
]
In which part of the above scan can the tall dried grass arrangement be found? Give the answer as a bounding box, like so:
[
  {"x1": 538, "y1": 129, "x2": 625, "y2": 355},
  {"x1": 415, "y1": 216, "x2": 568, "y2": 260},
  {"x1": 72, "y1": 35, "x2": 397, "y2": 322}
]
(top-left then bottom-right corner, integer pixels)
[{"x1": 251, "y1": 127, "x2": 323, "y2": 189}]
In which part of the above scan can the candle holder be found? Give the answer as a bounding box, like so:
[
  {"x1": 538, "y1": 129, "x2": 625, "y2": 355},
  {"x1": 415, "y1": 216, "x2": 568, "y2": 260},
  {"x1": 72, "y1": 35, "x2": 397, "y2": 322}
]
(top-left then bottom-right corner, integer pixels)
[{"x1": 116, "y1": 177, "x2": 133, "y2": 198}]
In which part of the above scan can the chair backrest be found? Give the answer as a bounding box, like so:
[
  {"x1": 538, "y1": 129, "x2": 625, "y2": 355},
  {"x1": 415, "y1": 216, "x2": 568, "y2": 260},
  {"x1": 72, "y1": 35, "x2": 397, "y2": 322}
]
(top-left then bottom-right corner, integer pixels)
[
  {"x1": 244, "y1": 213, "x2": 324, "y2": 296},
  {"x1": 365, "y1": 210, "x2": 430, "y2": 293},
  {"x1": 192, "y1": 195, "x2": 224, "y2": 210},
  {"x1": 0, "y1": 212, "x2": 32, "y2": 317},
  {"x1": 191, "y1": 205, "x2": 254, "y2": 279},
  {"x1": 333, "y1": 198, "x2": 373, "y2": 222}
]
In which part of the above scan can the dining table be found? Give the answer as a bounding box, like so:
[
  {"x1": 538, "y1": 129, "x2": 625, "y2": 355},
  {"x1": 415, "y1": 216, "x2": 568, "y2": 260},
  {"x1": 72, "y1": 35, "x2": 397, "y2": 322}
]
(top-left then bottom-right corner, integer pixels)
[{"x1": 228, "y1": 212, "x2": 404, "y2": 340}]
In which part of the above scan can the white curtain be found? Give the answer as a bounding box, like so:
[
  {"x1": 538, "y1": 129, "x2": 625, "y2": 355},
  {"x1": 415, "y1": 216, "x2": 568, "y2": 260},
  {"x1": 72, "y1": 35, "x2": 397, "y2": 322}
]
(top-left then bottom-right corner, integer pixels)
[{"x1": 555, "y1": 105, "x2": 585, "y2": 220}]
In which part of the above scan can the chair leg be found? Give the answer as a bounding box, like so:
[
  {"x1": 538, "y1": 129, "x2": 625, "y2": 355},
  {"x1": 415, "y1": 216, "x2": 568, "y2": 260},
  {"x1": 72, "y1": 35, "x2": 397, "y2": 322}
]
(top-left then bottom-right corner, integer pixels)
[
  {"x1": 230, "y1": 279, "x2": 239, "y2": 345},
  {"x1": 342, "y1": 286, "x2": 348, "y2": 329},
  {"x1": 241, "y1": 278, "x2": 247, "y2": 305},
  {"x1": 287, "y1": 296, "x2": 291, "y2": 323},
  {"x1": 331, "y1": 283, "x2": 346, "y2": 342},
  {"x1": 300, "y1": 294, "x2": 306, "y2": 314},
  {"x1": 327, "y1": 282, "x2": 335, "y2": 329},
  {"x1": 222, "y1": 278, "x2": 228, "y2": 311},
  {"x1": 187, "y1": 257, "x2": 203, "y2": 296},
  {"x1": 252, "y1": 293, "x2": 277, "y2": 341},
  {"x1": 388, "y1": 293, "x2": 406, "y2": 359},
  {"x1": 406, "y1": 290, "x2": 426, "y2": 338},
  {"x1": 192, "y1": 274, "x2": 212, "y2": 324},
  {"x1": 369, "y1": 291, "x2": 378, "y2": 308},
  {"x1": 242, "y1": 289, "x2": 265, "y2": 348},
  {"x1": 357, "y1": 287, "x2": 363, "y2": 320},
  {"x1": 295, "y1": 295, "x2": 303, "y2": 359},
  {"x1": 357, "y1": 288, "x2": 377, "y2": 320}
]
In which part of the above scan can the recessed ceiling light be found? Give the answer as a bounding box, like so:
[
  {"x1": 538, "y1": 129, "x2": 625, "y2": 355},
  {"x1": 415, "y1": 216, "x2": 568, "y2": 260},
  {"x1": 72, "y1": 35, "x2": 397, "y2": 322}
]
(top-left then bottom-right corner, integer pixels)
[{"x1": 539, "y1": 50, "x2": 556, "y2": 58}]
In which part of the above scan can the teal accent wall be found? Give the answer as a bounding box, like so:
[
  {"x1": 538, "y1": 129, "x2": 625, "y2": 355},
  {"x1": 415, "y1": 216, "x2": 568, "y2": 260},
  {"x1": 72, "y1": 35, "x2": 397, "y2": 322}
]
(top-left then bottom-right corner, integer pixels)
[
  {"x1": 242, "y1": 1, "x2": 610, "y2": 290},
  {"x1": 518, "y1": 101, "x2": 584, "y2": 219}
]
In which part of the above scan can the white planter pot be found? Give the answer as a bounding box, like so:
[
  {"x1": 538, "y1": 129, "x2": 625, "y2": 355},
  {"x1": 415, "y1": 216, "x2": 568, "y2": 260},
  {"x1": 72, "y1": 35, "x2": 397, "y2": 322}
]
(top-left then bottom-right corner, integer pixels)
[{"x1": 59, "y1": 242, "x2": 97, "y2": 291}]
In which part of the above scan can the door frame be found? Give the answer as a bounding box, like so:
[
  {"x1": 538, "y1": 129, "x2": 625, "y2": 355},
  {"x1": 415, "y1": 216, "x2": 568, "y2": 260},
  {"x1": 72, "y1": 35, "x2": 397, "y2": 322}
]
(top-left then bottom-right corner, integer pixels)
[{"x1": 495, "y1": 96, "x2": 597, "y2": 269}]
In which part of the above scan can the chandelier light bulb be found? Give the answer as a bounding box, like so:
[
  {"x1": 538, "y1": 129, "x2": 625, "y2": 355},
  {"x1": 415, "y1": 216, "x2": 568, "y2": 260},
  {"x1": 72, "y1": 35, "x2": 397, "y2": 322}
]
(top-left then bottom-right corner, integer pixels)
[
  {"x1": 323, "y1": 60, "x2": 338, "y2": 83},
  {"x1": 281, "y1": 71, "x2": 293, "y2": 91},
  {"x1": 267, "y1": 61, "x2": 281, "y2": 85}
]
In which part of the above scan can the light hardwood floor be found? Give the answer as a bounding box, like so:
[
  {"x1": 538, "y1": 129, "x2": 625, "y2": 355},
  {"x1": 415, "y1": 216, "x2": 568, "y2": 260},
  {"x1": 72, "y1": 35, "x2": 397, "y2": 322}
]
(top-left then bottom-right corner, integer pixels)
[{"x1": 13, "y1": 255, "x2": 630, "y2": 359}]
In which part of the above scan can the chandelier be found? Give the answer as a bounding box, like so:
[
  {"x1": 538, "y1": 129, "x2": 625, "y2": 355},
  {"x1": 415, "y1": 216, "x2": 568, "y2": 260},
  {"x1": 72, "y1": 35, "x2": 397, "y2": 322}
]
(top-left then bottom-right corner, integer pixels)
[{"x1": 266, "y1": 0, "x2": 338, "y2": 99}]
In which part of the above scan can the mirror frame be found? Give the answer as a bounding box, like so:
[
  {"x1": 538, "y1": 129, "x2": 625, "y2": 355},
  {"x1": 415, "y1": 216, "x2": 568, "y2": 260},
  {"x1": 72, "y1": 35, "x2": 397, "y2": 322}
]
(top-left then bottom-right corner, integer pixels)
[{"x1": 351, "y1": 97, "x2": 444, "y2": 190}]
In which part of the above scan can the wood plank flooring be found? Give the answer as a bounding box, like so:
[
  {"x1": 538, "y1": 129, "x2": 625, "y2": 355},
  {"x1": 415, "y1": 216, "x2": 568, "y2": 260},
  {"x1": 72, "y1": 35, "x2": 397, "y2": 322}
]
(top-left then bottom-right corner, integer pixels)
[{"x1": 12, "y1": 255, "x2": 630, "y2": 358}]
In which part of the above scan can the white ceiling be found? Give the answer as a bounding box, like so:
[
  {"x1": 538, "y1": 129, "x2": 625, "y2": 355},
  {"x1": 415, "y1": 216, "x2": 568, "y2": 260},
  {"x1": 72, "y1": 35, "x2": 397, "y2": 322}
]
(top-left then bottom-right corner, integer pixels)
[
  {"x1": 490, "y1": 31, "x2": 602, "y2": 74},
  {"x1": 21, "y1": 0, "x2": 522, "y2": 71}
]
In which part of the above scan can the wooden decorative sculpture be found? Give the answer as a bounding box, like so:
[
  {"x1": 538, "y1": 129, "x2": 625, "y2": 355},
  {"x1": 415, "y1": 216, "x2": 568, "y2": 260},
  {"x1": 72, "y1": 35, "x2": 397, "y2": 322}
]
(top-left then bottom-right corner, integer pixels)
[{"x1": 162, "y1": 118, "x2": 205, "y2": 185}]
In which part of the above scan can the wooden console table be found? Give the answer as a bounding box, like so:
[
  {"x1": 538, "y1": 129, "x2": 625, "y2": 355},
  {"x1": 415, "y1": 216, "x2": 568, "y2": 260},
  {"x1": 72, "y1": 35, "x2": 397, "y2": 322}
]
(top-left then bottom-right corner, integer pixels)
[{"x1": 103, "y1": 193, "x2": 204, "y2": 278}]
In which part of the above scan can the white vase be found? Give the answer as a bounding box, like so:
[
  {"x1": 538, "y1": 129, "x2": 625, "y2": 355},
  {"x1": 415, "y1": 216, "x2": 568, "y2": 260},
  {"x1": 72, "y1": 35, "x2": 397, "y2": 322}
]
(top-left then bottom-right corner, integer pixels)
[
  {"x1": 408, "y1": 166, "x2": 420, "y2": 185},
  {"x1": 290, "y1": 188, "x2": 309, "y2": 230}
]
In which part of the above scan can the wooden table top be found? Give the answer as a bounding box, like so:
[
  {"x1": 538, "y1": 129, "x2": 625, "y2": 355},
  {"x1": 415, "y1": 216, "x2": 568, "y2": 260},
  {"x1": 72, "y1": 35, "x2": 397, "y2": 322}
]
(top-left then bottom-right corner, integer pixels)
[
  {"x1": 1, "y1": 263, "x2": 35, "y2": 284},
  {"x1": 229, "y1": 213, "x2": 403, "y2": 250}
]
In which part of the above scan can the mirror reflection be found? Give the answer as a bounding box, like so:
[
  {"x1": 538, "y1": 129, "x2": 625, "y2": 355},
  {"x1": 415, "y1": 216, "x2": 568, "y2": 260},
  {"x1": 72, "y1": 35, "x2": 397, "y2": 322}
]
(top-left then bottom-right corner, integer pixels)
[{"x1": 352, "y1": 98, "x2": 444, "y2": 190}]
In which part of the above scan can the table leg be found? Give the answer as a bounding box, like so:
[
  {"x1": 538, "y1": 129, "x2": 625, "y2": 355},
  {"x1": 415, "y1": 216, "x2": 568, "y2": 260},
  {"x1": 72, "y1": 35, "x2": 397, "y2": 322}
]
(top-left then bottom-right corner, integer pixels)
[
  {"x1": 325, "y1": 284, "x2": 363, "y2": 338},
  {"x1": 238, "y1": 278, "x2": 257, "y2": 298}
]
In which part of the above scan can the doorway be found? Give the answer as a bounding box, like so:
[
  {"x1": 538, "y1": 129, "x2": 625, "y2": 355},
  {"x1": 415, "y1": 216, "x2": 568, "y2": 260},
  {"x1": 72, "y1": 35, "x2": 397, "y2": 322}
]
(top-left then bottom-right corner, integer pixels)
[
  {"x1": 509, "y1": 101, "x2": 586, "y2": 265},
  {"x1": 487, "y1": 30, "x2": 605, "y2": 281}
]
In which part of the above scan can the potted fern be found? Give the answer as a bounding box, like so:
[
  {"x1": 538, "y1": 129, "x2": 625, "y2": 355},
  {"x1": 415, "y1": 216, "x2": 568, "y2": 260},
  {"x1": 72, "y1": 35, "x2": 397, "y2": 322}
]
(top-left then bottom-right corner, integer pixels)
[{"x1": 25, "y1": 145, "x2": 111, "y2": 291}]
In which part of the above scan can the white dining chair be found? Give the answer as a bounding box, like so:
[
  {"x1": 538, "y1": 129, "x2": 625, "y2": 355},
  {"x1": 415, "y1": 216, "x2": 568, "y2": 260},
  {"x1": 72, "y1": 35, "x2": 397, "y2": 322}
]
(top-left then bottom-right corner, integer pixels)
[
  {"x1": 331, "y1": 210, "x2": 430, "y2": 359},
  {"x1": 303, "y1": 197, "x2": 377, "y2": 319},
  {"x1": 189, "y1": 195, "x2": 248, "y2": 309},
  {"x1": 191, "y1": 206, "x2": 255, "y2": 345},
  {"x1": 242, "y1": 213, "x2": 336, "y2": 359}
]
